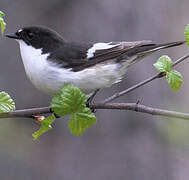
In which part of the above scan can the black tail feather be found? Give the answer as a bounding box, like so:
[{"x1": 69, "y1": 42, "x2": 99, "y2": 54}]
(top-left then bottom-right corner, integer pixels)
[
  {"x1": 152, "y1": 41, "x2": 186, "y2": 50},
  {"x1": 126, "y1": 41, "x2": 185, "y2": 57}
]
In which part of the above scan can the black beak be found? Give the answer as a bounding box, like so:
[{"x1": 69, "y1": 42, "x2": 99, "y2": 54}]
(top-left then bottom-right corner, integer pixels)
[{"x1": 5, "y1": 33, "x2": 20, "y2": 39}]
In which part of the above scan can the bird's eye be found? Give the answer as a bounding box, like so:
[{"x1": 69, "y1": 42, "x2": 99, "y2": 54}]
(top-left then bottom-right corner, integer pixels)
[
  {"x1": 16, "y1": 31, "x2": 20, "y2": 36},
  {"x1": 15, "y1": 29, "x2": 23, "y2": 37},
  {"x1": 27, "y1": 32, "x2": 34, "y2": 39}
]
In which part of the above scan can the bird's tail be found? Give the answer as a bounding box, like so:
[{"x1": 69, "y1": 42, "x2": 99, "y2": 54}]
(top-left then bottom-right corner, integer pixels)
[
  {"x1": 120, "y1": 41, "x2": 185, "y2": 68},
  {"x1": 136, "y1": 41, "x2": 185, "y2": 55}
]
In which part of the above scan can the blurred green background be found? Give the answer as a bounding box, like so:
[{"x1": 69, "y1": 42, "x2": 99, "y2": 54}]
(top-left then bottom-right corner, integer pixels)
[{"x1": 0, "y1": 0, "x2": 189, "y2": 179}]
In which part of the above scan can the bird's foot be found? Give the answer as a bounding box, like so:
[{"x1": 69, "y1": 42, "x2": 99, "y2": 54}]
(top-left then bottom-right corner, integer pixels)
[
  {"x1": 50, "y1": 108, "x2": 60, "y2": 118},
  {"x1": 86, "y1": 89, "x2": 99, "y2": 113},
  {"x1": 86, "y1": 101, "x2": 96, "y2": 113}
]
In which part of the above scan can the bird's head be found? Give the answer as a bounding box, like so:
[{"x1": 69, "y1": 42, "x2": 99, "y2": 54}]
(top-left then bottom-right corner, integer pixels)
[{"x1": 6, "y1": 26, "x2": 64, "y2": 53}]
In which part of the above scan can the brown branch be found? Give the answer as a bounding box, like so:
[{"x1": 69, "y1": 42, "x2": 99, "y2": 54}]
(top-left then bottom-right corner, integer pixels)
[
  {"x1": 0, "y1": 103, "x2": 189, "y2": 120},
  {"x1": 92, "y1": 103, "x2": 189, "y2": 120},
  {"x1": 102, "y1": 53, "x2": 189, "y2": 103}
]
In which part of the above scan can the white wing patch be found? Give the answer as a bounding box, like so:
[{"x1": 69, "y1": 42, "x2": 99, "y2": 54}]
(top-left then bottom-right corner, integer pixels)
[{"x1": 87, "y1": 42, "x2": 119, "y2": 59}]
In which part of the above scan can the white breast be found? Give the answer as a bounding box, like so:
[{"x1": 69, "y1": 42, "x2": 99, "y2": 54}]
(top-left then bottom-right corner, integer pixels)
[{"x1": 18, "y1": 40, "x2": 128, "y2": 95}]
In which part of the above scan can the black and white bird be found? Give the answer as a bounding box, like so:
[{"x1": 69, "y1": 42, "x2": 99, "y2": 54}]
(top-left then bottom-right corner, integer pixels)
[{"x1": 6, "y1": 26, "x2": 185, "y2": 96}]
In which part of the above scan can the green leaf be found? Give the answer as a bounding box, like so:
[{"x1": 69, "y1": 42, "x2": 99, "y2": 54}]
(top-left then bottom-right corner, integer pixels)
[
  {"x1": 68, "y1": 107, "x2": 96, "y2": 136},
  {"x1": 0, "y1": 11, "x2": 6, "y2": 35},
  {"x1": 51, "y1": 84, "x2": 87, "y2": 116},
  {"x1": 0, "y1": 17, "x2": 6, "y2": 35},
  {"x1": 0, "y1": 92, "x2": 15, "y2": 112},
  {"x1": 166, "y1": 70, "x2": 183, "y2": 91},
  {"x1": 51, "y1": 84, "x2": 97, "y2": 136},
  {"x1": 184, "y1": 24, "x2": 189, "y2": 47},
  {"x1": 0, "y1": 11, "x2": 5, "y2": 18},
  {"x1": 32, "y1": 115, "x2": 56, "y2": 140},
  {"x1": 153, "y1": 55, "x2": 173, "y2": 72}
]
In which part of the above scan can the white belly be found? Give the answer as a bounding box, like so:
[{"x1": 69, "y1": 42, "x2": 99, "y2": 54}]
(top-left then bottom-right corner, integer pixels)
[{"x1": 18, "y1": 40, "x2": 127, "y2": 95}]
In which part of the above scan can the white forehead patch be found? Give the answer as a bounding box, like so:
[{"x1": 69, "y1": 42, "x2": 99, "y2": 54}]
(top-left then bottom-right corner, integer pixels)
[
  {"x1": 18, "y1": 28, "x2": 23, "y2": 33},
  {"x1": 87, "y1": 42, "x2": 118, "y2": 59}
]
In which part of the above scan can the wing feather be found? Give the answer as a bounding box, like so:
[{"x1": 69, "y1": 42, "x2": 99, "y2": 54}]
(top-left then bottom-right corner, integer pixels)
[{"x1": 48, "y1": 40, "x2": 184, "y2": 72}]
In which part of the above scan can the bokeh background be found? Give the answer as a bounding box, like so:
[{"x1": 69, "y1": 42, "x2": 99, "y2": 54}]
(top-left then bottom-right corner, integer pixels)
[{"x1": 0, "y1": 0, "x2": 189, "y2": 179}]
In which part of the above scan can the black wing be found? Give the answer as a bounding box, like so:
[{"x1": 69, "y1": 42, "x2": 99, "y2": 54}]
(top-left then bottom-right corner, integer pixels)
[{"x1": 48, "y1": 40, "x2": 184, "y2": 72}]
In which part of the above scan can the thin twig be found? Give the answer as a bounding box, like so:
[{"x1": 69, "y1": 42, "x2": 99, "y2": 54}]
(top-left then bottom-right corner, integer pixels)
[
  {"x1": 172, "y1": 52, "x2": 189, "y2": 67},
  {"x1": 102, "y1": 73, "x2": 163, "y2": 103},
  {"x1": 0, "y1": 103, "x2": 189, "y2": 120},
  {"x1": 0, "y1": 106, "x2": 50, "y2": 118},
  {"x1": 102, "y1": 53, "x2": 189, "y2": 103}
]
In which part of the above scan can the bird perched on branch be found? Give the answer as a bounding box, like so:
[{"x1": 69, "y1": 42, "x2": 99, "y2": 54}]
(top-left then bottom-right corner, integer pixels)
[{"x1": 6, "y1": 26, "x2": 185, "y2": 96}]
